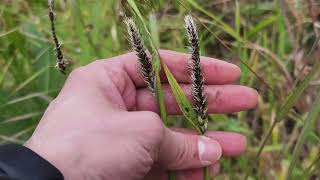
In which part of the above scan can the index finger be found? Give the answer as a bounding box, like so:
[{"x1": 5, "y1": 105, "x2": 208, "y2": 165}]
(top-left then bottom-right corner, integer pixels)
[{"x1": 106, "y1": 50, "x2": 241, "y2": 88}]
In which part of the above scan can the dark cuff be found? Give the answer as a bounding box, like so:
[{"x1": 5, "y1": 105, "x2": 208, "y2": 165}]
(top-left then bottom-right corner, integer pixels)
[{"x1": 0, "y1": 144, "x2": 64, "y2": 180}]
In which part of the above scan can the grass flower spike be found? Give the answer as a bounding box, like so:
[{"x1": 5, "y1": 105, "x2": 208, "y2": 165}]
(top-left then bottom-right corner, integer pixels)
[
  {"x1": 185, "y1": 15, "x2": 208, "y2": 134},
  {"x1": 125, "y1": 17, "x2": 155, "y2": 94},
  {"x1": 48, "y1": 0, "x2": 68, "y2": 74}
]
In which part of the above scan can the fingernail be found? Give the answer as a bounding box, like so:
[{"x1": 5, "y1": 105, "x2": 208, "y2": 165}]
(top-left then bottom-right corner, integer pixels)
[{"x1": 198, "y1": 136, "x2": 222, "y2": 166}]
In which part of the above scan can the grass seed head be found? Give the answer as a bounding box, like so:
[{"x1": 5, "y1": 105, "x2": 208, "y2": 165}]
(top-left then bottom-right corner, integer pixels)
[
  {"x1": 185, "y1": 14, "x2": 208, "y2": 134},
  {"x1": 125, "y1": 18, "x2": 155, "y2": 94},
  {"x1": 48, "y1": 0, "x2": 68, "y2": 74}
]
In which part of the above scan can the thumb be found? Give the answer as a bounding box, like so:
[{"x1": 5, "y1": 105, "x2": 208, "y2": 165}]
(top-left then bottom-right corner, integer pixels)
[{"x1": 158, "y1": 128, "x2": 222, "y2": 170}]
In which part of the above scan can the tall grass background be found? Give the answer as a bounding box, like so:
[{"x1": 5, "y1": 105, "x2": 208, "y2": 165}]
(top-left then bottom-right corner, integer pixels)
[{"x1": 1, "y1": 0, "x2": 320, "y2": 179}]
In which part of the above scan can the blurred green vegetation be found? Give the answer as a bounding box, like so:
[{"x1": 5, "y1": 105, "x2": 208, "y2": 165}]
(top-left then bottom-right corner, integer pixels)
[{"x1": 1, "y1": 0, "x2": 320, "y2": 179}]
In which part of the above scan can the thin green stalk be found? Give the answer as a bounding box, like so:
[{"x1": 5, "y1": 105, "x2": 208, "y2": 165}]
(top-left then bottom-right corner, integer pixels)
[
  {"x1": 168, "y1": 171, "x2": 176, "y2": 180},
  {"x1": 203, "y1": 167, "x2": 210, "y2": 180},
  {"x1": 154, "y1": 72, "x2": 169, "y2": 125}
]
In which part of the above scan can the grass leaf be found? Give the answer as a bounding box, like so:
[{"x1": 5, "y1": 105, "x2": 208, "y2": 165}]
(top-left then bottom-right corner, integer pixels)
[
  {"x1": 0, "y1": 58, "x2": 14, "y2": 88},
  {"x1": 248, "y1": 14, "x2": 279, "y2": 38},
  {"x1": 163, "y1": 63, "x2": 202, "y2": 134}
]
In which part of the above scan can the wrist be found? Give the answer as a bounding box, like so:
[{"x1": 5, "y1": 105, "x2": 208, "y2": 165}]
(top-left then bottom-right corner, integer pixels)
[
  {"x1": 24, "y1": 138, "x2": 83, "y2": 180},
  {"x1": 0, "y1": 144, "x2": 64, "y2": 180}
]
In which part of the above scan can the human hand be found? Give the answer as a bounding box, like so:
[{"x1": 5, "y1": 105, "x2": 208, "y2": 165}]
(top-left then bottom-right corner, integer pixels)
[{"x1": 24, "y1": 50, "x2": 258, "y2": 180}]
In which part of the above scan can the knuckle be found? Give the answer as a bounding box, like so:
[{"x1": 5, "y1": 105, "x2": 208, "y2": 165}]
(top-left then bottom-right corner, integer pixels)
[
  {"x1": 69, "y1": 60, "x2": 105, "y2": 78},
  {"x1": 144, "y1": 111, "x2": 163, "y2": 127},
  {"x1": 68, "y1": 62, "x2": 105, "y2": 81},
  {"x1": 177, "y1": 135, "x2": 198, "y2": 166},
  {"x1": 208, "y1": 88, "x2": 222, "y2": 107},
  {"x1": 47, "y1": 98, "x2": 58, "y2": 108},
  {"x1": 69, "y1": 67, "x2": 88, "y2": 78},
  {"x1": 163, "y1": 134, "x2": 198, "y2": 169},
  {"x1": 87, "y1": 60, "x2": 104, "y2": 69},
  {"x1": 138, "y1": 111, "x2": 164, "y2": 135}
]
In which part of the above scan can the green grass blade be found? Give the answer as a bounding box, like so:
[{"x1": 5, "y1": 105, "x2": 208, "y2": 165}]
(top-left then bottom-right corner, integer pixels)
[
  {"x1": 2, "y1": 112, "x2": 42, "y2": 123},
  {"x1": 154, "y1": 71, "x2": 168, "y2": 125},
  {"x1": 10, "y1": 66, "x2": 51, "y2": 96},
  {"x1": 0, "y1": 27, "x2": 18, "y2": 38},
  {"x1": 287, "y1": 93, "x2": 320, "y2": 179},
  {"x1": 127, "y1": 0, "x2": 146, "y2": 23},
  {"x1": 247, "y1": 14, "x2": 279, "y2": 38},
  {"x1": 149, "y1": 14, "x2": 160, "y2": 47},
  {"x1": 0, "y1": 91, "x2": 54, "y2": 109},
  {"x1": 163, "y1": 63, "x2": 202, "y2": 134},
  {"x1": 0, "y1": 58, "x2": 14, "y2": 88}
]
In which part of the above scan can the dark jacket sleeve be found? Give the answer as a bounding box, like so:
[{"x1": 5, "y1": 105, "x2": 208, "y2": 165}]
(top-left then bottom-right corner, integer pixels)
[{"x1": 0, "y1": 144, "x2": 64, "y2": 180}]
